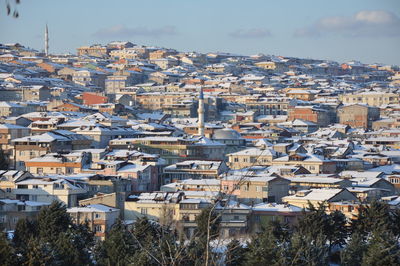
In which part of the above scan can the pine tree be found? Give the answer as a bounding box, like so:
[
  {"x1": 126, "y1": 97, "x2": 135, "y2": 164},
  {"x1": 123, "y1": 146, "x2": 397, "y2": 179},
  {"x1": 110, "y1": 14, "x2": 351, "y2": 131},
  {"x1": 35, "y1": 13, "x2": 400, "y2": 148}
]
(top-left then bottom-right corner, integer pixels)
[
  {"x1": 53, "y1": 229, "x2": 93, "y2": 266},
  {"x1": 13, "y1": 218, "x2": 38, "y2": 249},
  {"x1": 193, "y1": 206, "x2": 221, "y2": 265},
  {"x1": 94, "y1": 219, "x2": 138, "y2": 266},
  {"x1": 361, "y1": 230, "x2": 400, "y2": 266},
  {"x1": 245, "y1": 224, "x2": 287, "y2": 266},
  {"x1": 37, "y1": 201, "x2": 71, "y2": 243},
  {"x1": 351, "y1": 201, "x2": 392, "y2": 237},
  {"x1": 296, "y1": 202, "x2": 327, "y2": 241},
  {"x1": 225, "y1": 239, "x2": 248, "y2": 266},
  {"x1": 326, "y1": 210, "x2": 348, "y2": 249},
  {"x1": 0, "y1": 232, "x2": 15, "y2": 266},
  {"x1": 195, "y1": 206, "x2": 221, "y2": 241},
  {"x1": 23, "y1": 237, "x2": 54, "y2": 266},
  {"x1": 0, "y1": 148, "x2": 9, "y2": 170},
  {"x1": 340, "y1": 232, "x2": 367, "y2": 266},
  {"x1": 289, "y1": 231, "x2": 329, "y2": 266}
]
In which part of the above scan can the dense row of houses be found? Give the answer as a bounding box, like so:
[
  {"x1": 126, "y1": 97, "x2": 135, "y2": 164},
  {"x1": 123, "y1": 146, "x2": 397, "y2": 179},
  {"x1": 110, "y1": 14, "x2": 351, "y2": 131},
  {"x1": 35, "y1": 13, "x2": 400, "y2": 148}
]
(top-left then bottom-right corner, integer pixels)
[{"x1": 0, "y1": 41, "x2": 399, "y2": 240}]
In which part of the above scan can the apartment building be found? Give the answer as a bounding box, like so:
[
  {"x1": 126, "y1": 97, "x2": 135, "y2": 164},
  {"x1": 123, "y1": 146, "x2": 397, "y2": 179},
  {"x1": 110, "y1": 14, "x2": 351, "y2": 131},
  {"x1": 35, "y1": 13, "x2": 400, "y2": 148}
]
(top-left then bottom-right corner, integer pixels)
[
  {"x1": 340, "y1": 91, "x2": 400, "y2": 107},
  {"x1": 13, "y1": 177, "x2": 87, "y2": 207},
  {"x1": 67, "y1": 204, "x2": 120, "y2": 240},
  {"x1": 338, "y1": 104, "x2": 380, "y2": 129}
]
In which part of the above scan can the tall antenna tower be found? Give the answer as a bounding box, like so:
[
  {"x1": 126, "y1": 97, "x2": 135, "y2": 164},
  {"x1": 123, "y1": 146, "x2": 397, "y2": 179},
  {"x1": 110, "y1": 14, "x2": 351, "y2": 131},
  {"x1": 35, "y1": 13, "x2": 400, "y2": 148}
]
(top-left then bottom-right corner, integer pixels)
[{"x1": 45, "y1": 24, "x2": 49, "y2": 56}]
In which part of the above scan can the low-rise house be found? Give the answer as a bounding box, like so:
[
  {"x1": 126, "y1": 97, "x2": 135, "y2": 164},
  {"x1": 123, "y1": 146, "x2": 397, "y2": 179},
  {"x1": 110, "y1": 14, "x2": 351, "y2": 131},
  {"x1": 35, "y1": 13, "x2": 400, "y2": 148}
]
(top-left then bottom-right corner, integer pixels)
[
  {"x1": 215, "y1": 199, "x2": 252, "y2": 238},
  {"x1": 0, "y1": 124, "x2": 31, "y2": 168},
  {"x1": 0, "y1": 199, "x2": 50, "y2": 230},
  {"x1": 282, "y1": 188, "x2": 358, "y2": 209},
  {"x1": 350, "y1": 177, "x2": 396, "y2": 196},
  {"x1": 161, "y1": 179, "x2": 221, "y2": 193},
  {"x1": 0, "y1": 170, "x2": 33, "y2": 194},
  {"x1": 12, "y1": 131, "x2": 73, "y2": 170},
  {"x1": 227, "y1": 147, "x2": 277, "y2": 169},
  {"x1": 250, "y1": 203, "x2": 303, "y2": 233},
  {"x1": 287, "y1": 175, "x2": 352, "y2": 193},
  {"x1": 25, "y1": 151, "x2": 91, "y2": 175},
  {"x1": 272, "y1": 153, "x2": 336, "y2": 174},
  {"x1": 221, "y1": 174, "x2": 290, "y2": 204},
  {"x1": 13, "y1": 177, "x2": 87, "y2": 207},
  {"x1": 67, "y1": 204, "x2": 120, "y2": 240}
]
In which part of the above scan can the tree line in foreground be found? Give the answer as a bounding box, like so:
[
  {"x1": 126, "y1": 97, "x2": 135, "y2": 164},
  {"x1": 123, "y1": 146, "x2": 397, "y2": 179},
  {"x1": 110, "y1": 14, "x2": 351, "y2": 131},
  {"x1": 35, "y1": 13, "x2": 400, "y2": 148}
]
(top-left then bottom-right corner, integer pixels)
[{"x1": 0, "y1": 201, "x2": 400, "y2": 266}]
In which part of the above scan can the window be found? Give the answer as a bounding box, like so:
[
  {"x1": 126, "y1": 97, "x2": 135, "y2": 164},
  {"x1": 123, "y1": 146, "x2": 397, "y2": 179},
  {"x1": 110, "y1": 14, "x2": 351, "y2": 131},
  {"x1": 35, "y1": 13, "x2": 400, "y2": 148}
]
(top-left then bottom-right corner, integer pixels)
[
  {"x1": 256, "y1": 186, "x2": 261, "y2": 192},
  {"x1": 95, "y1": 213, "x2": 101, "y2": 219},
  {"x1": 56, "y1": 168, "x2": 62, "y2": 174},
  {"x1": 6, "y1": 188, "x2": 11, "y2": 193},
  {"x1": 94, "y1": 225, "x2": 102, "y2": 232},
  {"x1": 223, "y1": 185, "x2": 229, "y2": 191},
  {"x1": 233, "y1": 157, "x2": 238, "y2": 163},
  {"x1": 37, "y1": 168, "x2": 43, "y2": 175},
  {"x1": 233, "y1": 215, "x2": 240, "y2": 220},
  {"x1": 141, "y1": 208, "x2": 148, "y2": 215},
  {"x1": 31, "y1": 195, "x2": 37, "y2": 201},
  {"x1": 33, "y1": 185, "x2": 38, "y2": 189},
  {"x1": 243, "y1": 185, "x2": 249, "y2": 191}
]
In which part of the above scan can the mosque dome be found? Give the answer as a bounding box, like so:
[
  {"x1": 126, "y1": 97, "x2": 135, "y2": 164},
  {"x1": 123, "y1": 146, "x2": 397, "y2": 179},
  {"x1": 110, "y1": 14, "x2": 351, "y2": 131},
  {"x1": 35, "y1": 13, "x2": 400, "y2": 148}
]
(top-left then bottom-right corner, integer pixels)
[{"x1": 213, "y1": 128, "x2": 242, "y2": 140}]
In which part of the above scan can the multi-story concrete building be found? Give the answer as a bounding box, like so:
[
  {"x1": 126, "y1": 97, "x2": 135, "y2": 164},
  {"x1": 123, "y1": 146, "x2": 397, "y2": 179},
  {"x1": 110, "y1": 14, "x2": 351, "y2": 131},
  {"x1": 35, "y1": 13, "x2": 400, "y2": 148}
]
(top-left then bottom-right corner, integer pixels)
[
  {"x1": 227, "y1": 147, "x2": 277, "y2": 169},
  {"x1": 76, "y1": 45, "x2": 111, "y2": 57},
  {"x1": 109, "y1": 136, "x2": 226, "y2": 165},
  {"x1": 67, "y1": 204, "x2": 120, "y2": 240},
  {"x1": 0, "y1": 124, "x2": 31, "y2": 169},
  {"x1": 221, "y1": 174, "x2": 290, "y2": 204},
  {"x1": 13, "y1": 177, "x2": 87, "y2": 207},
  {"x1": 105, "y1": 70, "x2": 143, "y2": 95},
  {"x1": 163, "y1": 160, "x2": 228, "y2": 183},
  {"x1": 72, "y1": 69, "x2": 108, "y2": 89},
  {"x1": 339, "y1": 91, "x2": 400, "y2": 107},
  {"x1": 11, "y1": 131, "x2": 74, "y2": 170},
  {"x1": 288, "y1": 106, "x2": 331, "y2": 127},
  {"x1": 338, "y1": 104, "x2": 380, "y2": 129}
]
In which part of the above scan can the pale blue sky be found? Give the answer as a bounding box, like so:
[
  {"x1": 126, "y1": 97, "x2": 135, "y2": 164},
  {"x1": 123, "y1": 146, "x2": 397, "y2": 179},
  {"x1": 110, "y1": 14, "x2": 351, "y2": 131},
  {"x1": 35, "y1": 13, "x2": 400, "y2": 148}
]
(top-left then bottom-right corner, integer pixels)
[{"x1": 0, "y1": 0, "x2": 399, "y2": 64}]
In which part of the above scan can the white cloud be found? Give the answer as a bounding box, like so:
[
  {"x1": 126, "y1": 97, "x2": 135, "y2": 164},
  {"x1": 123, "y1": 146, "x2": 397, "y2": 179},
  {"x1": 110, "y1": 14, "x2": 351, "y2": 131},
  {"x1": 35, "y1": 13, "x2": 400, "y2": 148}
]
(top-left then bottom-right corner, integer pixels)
[
  {"x1": 93, "y1": 25, "x2": 177, "y2": 39},
  {"x1": 229, "y1": 28, "x2": 272, "y2": 39},
  {"x1": 295, "y1": 10, "x2": 400, "y2": 38}
]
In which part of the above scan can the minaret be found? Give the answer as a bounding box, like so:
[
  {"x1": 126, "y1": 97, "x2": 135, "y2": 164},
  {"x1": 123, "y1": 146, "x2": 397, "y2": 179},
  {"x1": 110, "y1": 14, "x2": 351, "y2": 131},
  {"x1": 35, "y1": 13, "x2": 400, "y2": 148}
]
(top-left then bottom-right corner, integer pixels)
[
  {"x1": 198, "y1": 87, "x2": 205, "y2": 136},
  {"x1": 45, "y1": 24, "x2": 49, "y2": 57}
]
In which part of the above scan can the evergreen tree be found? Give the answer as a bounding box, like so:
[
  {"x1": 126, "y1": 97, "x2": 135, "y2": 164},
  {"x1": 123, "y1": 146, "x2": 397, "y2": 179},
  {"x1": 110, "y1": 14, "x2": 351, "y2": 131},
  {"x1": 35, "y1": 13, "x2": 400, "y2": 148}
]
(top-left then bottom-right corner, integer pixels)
[
  {"x1": 37, "y1": 201, "x2": 71, "y2": 243},
  {"x1": 194, "y1": 206, "x2": 221, "y2": 265},
  {"x1": 53, "y1": 229, "x2": 93, "y2": 266},
  {"x1": 0, "y1": 232, "x2": 15, "y2": 266},
  {"x1": 296, "y1": 202, "x2": 328, "y2": 241},
  {"x1": 351, "y1": 201, "x2": 392, "y2": 237},
  {"x1": 340, "y1": 232, "x2": 367, "y2": 266},
  {"x1": 225, "y1": 239, "x2": 248, "y2": 266},
  {"x1": 23, "y1": 237, "x2": 54, "y2": 266},
  {"x1": 0, "y1": 148, "x2": 9, "y2": 170},
  {"x1": 245, "y1": 223, "x2": 287, "y2": 266},
  {"x1": 13, "y1": 218, "x2": 38, "y2": 256},
  {"x1": 361, "y1": 230, "x2": 400, "y2": 266},
  {"x1": 195, "y1": 206, "x2": 221, "y2": 241},
  {"x1": 326, "y1": 210, "x2": 348, "y2": 249},
  {"x1": 94, "y1": 219, "x2": 138, "y2": 266},
  {"x1": 289, "y1": 231, "x2": 329, "y2": 266}
]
